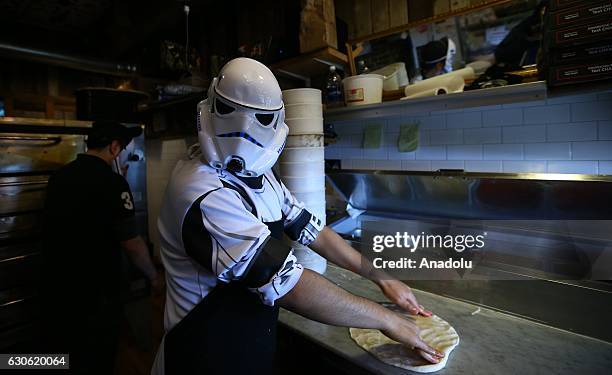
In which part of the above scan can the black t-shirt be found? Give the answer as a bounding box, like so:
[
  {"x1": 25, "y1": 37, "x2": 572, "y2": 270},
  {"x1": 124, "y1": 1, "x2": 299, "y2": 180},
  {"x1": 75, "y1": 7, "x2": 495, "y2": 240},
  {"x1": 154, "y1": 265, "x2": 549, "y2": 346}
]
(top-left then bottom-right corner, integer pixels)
[{"x1": 41, "y1": 154, "x2": 138, "y2": 309}]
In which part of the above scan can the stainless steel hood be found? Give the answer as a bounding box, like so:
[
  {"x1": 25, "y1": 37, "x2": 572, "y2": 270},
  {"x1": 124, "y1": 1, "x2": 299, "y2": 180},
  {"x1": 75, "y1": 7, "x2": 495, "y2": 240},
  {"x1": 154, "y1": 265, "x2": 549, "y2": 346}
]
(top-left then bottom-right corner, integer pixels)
[{"x1": 325, "y1": 169, "x2": 612, "y2": 342}]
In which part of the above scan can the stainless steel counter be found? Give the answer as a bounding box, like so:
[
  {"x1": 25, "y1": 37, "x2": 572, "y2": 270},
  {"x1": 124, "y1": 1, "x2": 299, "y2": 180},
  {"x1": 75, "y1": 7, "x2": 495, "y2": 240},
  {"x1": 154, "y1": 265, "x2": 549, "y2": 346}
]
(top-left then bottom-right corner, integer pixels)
[{"x1": 278, "y1": 264, "x2": 612, "y2": 375}]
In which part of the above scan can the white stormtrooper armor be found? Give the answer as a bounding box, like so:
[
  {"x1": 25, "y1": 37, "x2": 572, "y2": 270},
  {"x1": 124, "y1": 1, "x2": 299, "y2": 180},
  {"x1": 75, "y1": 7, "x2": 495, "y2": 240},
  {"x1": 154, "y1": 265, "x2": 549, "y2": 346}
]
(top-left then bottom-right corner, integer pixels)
[
  {"x1": 197, "y1": 57, "x2": 289, "y2": 177},
  {"x1": 152, "y1": 58, "x2": 324, "y2": 375}
]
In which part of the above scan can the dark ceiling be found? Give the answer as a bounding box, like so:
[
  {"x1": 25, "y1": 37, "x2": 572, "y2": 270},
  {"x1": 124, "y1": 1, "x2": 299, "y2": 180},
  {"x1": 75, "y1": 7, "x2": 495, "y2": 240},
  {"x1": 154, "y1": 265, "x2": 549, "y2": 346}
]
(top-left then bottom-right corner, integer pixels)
[
  {"x1": 0, "y1": 0, "x2": 301, "y2": 79},
  {"x1": 0, "y1": 0, "x2": 193, "y2": 60}
]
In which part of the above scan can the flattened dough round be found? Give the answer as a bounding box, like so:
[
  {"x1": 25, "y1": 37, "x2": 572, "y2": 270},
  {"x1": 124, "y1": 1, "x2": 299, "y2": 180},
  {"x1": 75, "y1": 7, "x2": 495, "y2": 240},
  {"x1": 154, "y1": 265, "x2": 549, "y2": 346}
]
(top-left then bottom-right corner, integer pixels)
[{"x1": 349, "y1": 305, "x2": 459, "y2": 373}]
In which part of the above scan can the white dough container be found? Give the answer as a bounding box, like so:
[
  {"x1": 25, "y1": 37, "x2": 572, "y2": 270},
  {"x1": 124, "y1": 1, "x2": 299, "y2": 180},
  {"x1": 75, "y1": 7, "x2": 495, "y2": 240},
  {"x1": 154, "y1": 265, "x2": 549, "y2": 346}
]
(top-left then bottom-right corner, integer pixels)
[
  {"x1": 282, "y1": 88, "x2": 322, "y2": 105},
  {"x1": 285, "y1": 103, "x2": 323, "y2": 119},
  {"x1": 284, "y1": 117, "x2": 324, "y2": 135},
  {"x1": 280, "y1": 146, "x2": 324, "y2": 162},
  {"x1": 283, "y1": 175, "x2": 326, "y2": 192},
  {"x1": 279, "y1": 161, "x2": 325, "y2": 177},
  {"x1": 343, "y1": 74, "x2": 384, "y2": 106},
  {"x1": 285, "y1": 134, "x2": 324, "y2": 148},
  {"x1": 292, "y1": 189, "x2": 326, "y2": 204}
]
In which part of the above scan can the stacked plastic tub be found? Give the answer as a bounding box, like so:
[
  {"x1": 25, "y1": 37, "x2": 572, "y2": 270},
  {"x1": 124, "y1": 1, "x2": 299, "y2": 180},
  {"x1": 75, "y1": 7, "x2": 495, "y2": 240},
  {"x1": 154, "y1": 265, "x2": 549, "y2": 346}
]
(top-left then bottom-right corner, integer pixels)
[{"x1": 280, "y1": 88, "x2": 326, "y2": 274}]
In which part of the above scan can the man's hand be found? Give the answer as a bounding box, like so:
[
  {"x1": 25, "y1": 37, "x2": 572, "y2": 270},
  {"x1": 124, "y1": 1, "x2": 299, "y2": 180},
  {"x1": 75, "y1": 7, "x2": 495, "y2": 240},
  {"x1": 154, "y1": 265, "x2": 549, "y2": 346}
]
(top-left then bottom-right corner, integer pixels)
[
  {"x1": 378, "y1": 279, "x2": 432, "y2": 317},
  {"x1": 279, "y1": 269, "x2": 442, "y2": 364},
  {"x1": 382, "y1": 312, "x2": 444, "y2": 364},
  {"x1": 309, "y1": 228, "x2": 433, "y2": 316}
]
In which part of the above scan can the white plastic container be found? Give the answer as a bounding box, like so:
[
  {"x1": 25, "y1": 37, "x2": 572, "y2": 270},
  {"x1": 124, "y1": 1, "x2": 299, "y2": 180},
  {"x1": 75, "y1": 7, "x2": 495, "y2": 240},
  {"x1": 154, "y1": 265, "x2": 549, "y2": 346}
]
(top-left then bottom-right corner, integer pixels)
[
  {"x1": 285, "y1": 103, "x2": 323, "y2": 119},
  {"x1": 282, "y1": 88, "x2": 322, "y2": 105},
  {"x1": 280, "y1": 146, "x2": 325, "y2": 162},
  {"x1": 284, "y1": 117, "x2": 324, "y2": 135},
  {"x1": 279, "y1": 161, "x2": 324, "y2": 177},
  {"x1": 293, "y1": 190, "x2": 326, "y2": 204},
  {"x1": 343, "y1": 74, "x2": 384, "y2": 106},
  {"x1": 372, "y1": 62, "x2": 409, "y2": 91},
  {"x1": 286, "y1": 134, "x2": 324, "y2": 148},
  {"x1": 283, "y1": 175, "x2": 326, "y2": 192},
  {"x1": 298, "y1": 195, "x2": 326, "y2": 209}
]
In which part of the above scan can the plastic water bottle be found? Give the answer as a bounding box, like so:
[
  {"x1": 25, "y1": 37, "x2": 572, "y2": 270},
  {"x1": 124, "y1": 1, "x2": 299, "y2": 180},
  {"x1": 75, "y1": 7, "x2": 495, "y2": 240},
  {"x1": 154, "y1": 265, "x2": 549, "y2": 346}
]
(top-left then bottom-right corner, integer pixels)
[{"x1": 325, "y1": 66, "x2": 344, "y2": 108}]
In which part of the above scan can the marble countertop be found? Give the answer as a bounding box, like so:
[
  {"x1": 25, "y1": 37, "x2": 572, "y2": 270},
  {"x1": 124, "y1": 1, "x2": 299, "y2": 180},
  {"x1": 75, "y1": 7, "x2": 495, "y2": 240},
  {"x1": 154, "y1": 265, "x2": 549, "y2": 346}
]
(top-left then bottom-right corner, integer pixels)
[{"x1": 278, "y1": 264, "x2": 612, "y2": 375}]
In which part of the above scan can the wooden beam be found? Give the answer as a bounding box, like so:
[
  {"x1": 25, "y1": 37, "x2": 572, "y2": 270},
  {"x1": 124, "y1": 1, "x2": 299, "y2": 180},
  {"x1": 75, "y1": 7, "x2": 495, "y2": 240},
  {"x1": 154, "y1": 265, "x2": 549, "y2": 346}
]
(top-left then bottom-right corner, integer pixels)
[
  {"x1": 347, "y1": 0, "x2": 513, "y2": 44},
  {"x1": 346, "y1": 43, "x2": 364, "y2": 77}
]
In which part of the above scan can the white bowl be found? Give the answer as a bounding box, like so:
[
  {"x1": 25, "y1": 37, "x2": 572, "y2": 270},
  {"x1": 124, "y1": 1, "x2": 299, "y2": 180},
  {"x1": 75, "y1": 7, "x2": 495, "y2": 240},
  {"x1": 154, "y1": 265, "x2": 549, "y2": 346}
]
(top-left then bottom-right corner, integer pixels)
[
  {"x1": 280, "y1": 146, "x2": 325, "y2": 162},
  {"x1": 343, "y1": 74, "x2": 384, "y2": 106},
  {"x1": 286, "y1": 134, "x2": 324, "y2": 148},
  {"x1": 285, "y1": 103, "x2": 323, "y2": 118},
  {"x1": 279, "y1": 161, "x2": 324, "y2": 177},
  {"x1": 283, "y1": 175, "x2": 325, "y2": 192},
  {"x1": 284, "y1": 117, "x2": 324, "y2": 135},
  {"x1": 282, "y1": 88, "x2": 322, "y2": 105}
]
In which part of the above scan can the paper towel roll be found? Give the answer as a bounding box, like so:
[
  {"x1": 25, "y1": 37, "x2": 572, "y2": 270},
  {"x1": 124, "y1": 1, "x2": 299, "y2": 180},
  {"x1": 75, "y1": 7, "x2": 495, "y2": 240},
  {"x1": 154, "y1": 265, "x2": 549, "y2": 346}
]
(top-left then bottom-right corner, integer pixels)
[
  {"x1": 403, "y1": 67, "x2": 474, "y2": 98},
  {"x1": 403, "y1": 87, "x2": 451, "y2": 99}
]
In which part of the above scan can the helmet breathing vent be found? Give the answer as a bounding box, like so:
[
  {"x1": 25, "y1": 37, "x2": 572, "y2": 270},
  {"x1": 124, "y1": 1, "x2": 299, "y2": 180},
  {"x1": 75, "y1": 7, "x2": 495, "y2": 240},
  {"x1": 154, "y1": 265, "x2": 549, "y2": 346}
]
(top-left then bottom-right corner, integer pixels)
[{"x1": 227, "y1": 157, "x2": 245, "y2": 173}]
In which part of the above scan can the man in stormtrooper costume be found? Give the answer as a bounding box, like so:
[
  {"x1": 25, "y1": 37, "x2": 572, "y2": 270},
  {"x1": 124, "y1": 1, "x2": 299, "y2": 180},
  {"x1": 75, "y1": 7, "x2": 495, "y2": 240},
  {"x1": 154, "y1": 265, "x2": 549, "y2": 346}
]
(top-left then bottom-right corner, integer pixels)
[{"x1": 152, "y1": 58, "x2": 444, "y2": 374}]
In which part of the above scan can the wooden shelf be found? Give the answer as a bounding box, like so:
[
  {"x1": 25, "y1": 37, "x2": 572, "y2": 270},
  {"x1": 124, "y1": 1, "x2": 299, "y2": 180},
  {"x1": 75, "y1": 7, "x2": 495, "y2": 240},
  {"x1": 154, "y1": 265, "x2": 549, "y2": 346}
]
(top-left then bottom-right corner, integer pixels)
[
  {"x1": 270, "y1": 47, "x2": 349, "y2": 80},
  {"x1": 348, "y1": 0, "x2": 513, "y2": 44},
  {"x1": 0, "y1": 116, "x2": 92, "y2": 128}
]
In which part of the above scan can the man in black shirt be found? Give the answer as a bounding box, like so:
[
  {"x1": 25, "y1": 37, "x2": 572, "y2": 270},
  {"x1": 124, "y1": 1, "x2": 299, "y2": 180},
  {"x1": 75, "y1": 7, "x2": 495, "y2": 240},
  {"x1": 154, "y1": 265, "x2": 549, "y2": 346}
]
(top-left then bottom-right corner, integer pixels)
[{"x1": 41, "y1": 121, "x2": 160, "y2": 374}]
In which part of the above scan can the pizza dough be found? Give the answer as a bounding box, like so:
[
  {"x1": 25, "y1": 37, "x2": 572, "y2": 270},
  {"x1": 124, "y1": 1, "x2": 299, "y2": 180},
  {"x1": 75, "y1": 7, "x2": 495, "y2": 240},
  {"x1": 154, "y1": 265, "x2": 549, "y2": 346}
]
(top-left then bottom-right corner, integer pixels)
[{"x1": 349, "y1": 305, "x2": 459, "y2": 373}]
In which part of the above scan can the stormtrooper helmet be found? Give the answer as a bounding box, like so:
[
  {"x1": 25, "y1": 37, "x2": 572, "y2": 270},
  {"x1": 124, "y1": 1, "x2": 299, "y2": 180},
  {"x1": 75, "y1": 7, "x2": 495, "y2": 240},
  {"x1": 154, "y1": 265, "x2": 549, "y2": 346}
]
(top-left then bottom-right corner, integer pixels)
[{"x1": 197, "y1": 57, "x2": 288, "y2": 177}]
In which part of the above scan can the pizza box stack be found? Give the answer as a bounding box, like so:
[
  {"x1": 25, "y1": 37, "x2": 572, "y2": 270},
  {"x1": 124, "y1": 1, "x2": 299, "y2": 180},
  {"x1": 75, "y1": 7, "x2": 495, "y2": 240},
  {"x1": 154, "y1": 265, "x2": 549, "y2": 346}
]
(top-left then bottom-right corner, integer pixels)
[
  {"x1": 543, "y1": 0, "x2": 612, "y2": 87},
  {"x1": 280, "y1": 88, "x2": 326, "y2": 274}
]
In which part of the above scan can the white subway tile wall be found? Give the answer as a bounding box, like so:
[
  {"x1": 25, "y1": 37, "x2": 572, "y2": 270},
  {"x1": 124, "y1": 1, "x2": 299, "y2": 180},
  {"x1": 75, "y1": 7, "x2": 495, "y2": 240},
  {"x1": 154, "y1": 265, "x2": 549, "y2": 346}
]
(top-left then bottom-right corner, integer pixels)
[
  {"x1": 464, "y1": 127, "x2": 501, "y2": 144},
  {"x1": 502, "y1": 161, "x2": 546, "y2": 173},
  {"x1": 328, "y1": 91, "x2": 612, "y2": 174},
  {"x1": 524, "y1": 104, "x2": 570, "y2": 124},
  {"x1": 524, "y1": 143, "x2": 571, "y2": 160},
  {"x1": 546, "y1": 122, "x2": 597, "y2": 142},
  {"x1": 502, "y1": 125, "x2": 546, "y2": 143},
  {"x1": 547, "y1": 161, "x2": 598, "y2": 174},
  {"x1": 484, "y1": 144, "x2": 523, "y2": 160},
  {"x1": 447, "y1": 145, "x2": 483, "y2": 160},
  {"x1": 571, "y1": 101, "x2": 612, "y2": 122},
  {"x1": 431, "y1": 160, "x2": 465, "y2": 171},
  {"x1": 429, "y1": 129, "x2": 463, "y2": 145},
  {"x1": 465, "y1": 160, "x2": 503, "y2": 172},
  {"x1": 599, "y1": 161, "x2": 612, "y2": 175},
  {"x1": 599, "y1": 121, "x2": 612, "y2": 140},
  {"x1": 482, "y1": 108, "x2": 522, "y2": 127}
]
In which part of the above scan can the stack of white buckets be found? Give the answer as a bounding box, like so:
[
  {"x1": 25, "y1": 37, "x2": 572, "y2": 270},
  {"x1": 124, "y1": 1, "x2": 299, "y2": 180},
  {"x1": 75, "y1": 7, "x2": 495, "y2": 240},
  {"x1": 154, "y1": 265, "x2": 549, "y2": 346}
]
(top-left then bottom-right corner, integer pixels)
[{"x1": 279, "y1": 88, "x2": 327, "y2": 274}]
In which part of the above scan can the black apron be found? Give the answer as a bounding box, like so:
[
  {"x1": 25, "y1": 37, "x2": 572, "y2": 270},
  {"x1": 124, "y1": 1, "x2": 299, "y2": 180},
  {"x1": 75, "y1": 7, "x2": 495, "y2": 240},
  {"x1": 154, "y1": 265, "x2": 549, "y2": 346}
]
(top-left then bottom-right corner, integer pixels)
[{"x1": 164, "y1": 219, "x2": 285, "y2": 375}]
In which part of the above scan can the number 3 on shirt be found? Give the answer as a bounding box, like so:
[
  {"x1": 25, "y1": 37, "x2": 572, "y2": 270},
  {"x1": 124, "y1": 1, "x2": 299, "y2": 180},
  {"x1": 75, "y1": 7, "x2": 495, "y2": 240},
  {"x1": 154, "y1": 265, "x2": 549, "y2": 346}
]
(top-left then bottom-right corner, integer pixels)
[{"x1": 121, "y1": 192, "x2": 134, "y2": 210}]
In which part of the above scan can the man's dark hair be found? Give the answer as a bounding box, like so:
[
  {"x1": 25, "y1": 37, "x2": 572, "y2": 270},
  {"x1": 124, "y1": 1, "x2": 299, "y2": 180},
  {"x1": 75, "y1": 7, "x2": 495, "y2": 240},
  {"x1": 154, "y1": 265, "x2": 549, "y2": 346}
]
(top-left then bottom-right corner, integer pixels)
[{"x1": 86, "y1": 121, "x2": 142, "y2": 149}]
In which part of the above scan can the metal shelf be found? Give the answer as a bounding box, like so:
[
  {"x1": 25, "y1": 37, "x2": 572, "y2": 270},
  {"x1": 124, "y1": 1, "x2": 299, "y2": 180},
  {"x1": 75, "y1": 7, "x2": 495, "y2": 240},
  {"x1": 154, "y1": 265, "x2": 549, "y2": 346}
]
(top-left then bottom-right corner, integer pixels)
[{"x1": 323, "y1": 81, "x2": 547, "y2": 122}]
